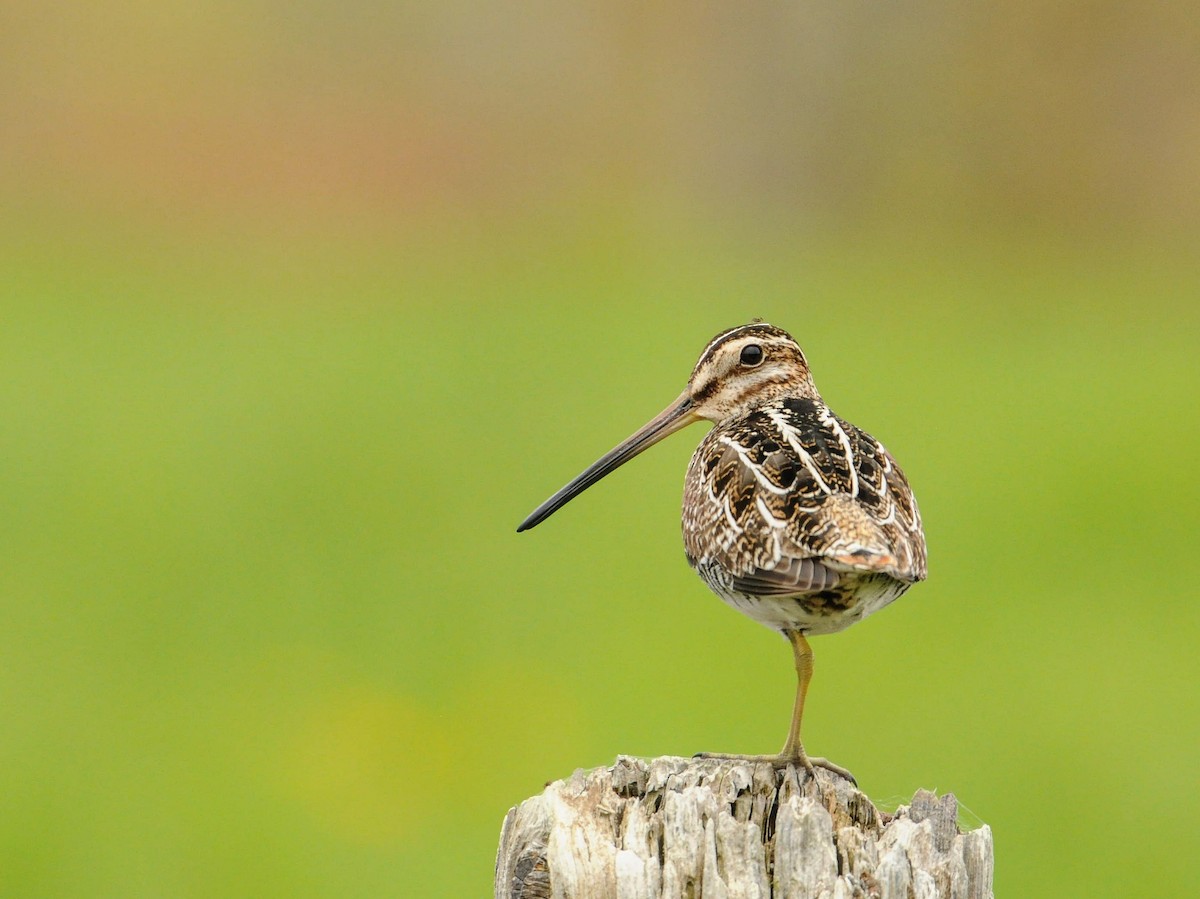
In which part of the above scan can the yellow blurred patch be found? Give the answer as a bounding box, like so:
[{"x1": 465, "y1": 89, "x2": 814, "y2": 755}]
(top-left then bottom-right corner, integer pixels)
[
  {"x1": 253, "y1": 647, "x2": 589, "y2": 844},
  {"x1": 278, "y1": 686, "x2": 456, "y2": 844}
]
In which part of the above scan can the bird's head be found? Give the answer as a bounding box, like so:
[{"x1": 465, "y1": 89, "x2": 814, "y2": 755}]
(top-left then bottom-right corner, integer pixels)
[{"x1": 516, "y1": 321, "x2": 817, "y2": 532}]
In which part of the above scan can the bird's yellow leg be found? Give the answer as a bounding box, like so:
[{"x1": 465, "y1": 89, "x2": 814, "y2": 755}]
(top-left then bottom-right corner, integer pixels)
[
  {"x1": 696, "y1": 630, "x2": 855, "y2": 784},
  {"x1": 778, "y1": 629, "x2": 812, "y2": 759}
]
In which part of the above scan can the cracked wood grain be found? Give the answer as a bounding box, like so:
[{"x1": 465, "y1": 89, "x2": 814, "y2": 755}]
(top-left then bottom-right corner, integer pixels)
[{"x1": 496, "y1": 757, "x2": 992, "y2": 899}]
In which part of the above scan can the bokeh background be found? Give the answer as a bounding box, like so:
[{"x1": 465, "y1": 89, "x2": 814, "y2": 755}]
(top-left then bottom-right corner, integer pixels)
[{"x1": 3, "y1": 2, "x2": 1198, "y2": 896}]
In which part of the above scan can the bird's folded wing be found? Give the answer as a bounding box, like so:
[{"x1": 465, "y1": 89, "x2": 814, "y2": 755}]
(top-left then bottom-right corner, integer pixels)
[{"x1": 729, "y1": 556, "x2": 841, "y2": 596}]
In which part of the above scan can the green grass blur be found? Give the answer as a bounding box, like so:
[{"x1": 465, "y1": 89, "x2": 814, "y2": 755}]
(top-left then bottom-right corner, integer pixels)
[
  {"x1": 3, "y1": 4, "x2": 1199, "y2": 897},
  {"x1": 5, "y1": 213, "x2": 1198, "y2": 896}
]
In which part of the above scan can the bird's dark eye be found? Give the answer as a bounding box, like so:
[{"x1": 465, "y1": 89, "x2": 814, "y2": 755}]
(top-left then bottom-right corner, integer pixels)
[{"x1": 739, "y1": 344, "x2": 764, "y2": 366}]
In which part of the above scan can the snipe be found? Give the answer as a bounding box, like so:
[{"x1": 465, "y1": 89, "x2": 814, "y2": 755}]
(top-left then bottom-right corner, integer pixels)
[{"x1": 518, "y1": 322, "x2": 926, "y2": 781}]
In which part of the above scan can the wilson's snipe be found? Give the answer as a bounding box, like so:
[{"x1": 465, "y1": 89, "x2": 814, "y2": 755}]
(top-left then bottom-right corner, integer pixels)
[{"x1": 518, "y1": 322, "x2": 926, "y2": 781}]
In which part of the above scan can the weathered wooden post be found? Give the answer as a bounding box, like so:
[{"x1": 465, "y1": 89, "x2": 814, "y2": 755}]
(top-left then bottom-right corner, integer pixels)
[{"x1": 496, "y1": 756, "x2": 992, "y2": 899}]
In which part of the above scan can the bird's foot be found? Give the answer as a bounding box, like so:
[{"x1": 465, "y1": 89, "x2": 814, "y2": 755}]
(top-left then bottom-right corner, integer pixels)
[
  {"x1": 801, "y1": 756, "x2": 856, "y2": 785},
  {"x1": 693, "y1": 751, "x2": 856, "y2": 785}
]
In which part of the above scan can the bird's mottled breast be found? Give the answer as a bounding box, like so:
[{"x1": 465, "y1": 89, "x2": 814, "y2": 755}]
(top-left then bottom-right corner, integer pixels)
[{"x1": 682, "y1": 396, "x2": 926, "y2": 584}]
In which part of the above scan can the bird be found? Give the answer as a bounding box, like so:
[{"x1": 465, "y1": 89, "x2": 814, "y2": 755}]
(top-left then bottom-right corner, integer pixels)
[{"x1": 517, "y1": 322, "x2": 926, "y2": 781}]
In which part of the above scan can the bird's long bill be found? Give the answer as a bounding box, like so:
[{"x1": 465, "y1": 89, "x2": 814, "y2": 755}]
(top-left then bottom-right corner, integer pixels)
[{"x1": 517, "y1": 390, "x2": 699, "y2": 532}]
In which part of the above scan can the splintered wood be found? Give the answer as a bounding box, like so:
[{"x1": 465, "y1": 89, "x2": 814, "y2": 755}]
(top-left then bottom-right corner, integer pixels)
[{"x1": 495, "y1": 756, "x2": 992, "y2": 899}]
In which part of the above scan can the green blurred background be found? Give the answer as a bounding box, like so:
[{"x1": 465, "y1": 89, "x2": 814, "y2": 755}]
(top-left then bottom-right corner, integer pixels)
[{"x1": 3, "y1": 2, "x2": 1198, "y2": 896}]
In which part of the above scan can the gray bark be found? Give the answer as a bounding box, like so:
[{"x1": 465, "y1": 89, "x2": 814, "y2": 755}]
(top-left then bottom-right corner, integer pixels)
[{"x1": 496, "y1": 756, "x2": 992, "y2": 899}]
